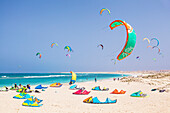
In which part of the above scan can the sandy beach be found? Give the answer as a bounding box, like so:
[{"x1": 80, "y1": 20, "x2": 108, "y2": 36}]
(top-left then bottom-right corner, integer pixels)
[{"x1": 0, "y1": 71, "x2": 170, "y2": 113}]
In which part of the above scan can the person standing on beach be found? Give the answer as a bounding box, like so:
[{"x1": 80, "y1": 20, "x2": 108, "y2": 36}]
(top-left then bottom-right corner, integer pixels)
[
  {"x1": 14, "y1": 83, "x2": 18, "y2": 89},
  {"x1": 95, "y1": 78, "x2": 97, "y2": 82}
]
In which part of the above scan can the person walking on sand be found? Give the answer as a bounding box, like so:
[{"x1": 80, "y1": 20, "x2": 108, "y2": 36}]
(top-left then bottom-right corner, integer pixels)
[{"x1": 95, "y1": 78, "x2": 97, "y2": 82}]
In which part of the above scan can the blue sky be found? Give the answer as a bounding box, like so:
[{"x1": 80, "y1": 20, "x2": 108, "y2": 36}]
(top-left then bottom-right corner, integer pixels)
[{"x1": 0, "y1": 0, "x2": 170, "y2": 73}]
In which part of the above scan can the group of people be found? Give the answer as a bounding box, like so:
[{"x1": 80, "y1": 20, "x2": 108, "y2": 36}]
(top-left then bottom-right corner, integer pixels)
[
  {"x1": 113, "y1": 78, "x2": 119, "y2": 81},
  {"x1": 13, "y1": 83, "x2": 31, "y2": 90}
]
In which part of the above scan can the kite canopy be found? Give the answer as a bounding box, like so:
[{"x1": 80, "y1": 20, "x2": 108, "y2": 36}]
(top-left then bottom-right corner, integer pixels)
[
  {"x1": 22, "y1": 97, "x2": 43, "y2": 107},
  {"x1": 66, "y1": 54, "x2": 70, "y2": 57},
  {"x1": 73, "y1": 89, "x2": 91, "y2": 95},
  {"x1": 36, "y1": 52, "x2": 41, "y2": 58},
  {"x1": 100, "y1": 8, "x2": 110, "y2": 15},
  {"x1": 151, "y1": 38, "x2": 159, "y2": 46},
  {"x1": 136, "y1": 56, "x2": 140, "y2": 60},
  {"x1": 111, "y1": 59, "x2": 116, "y2": 65},
  {"x1": 130, "y1": 90, "x2": 148, "y2": 97},
  {"x1": 143, "y1": 38, "x2": 150, "y2": 44},
  {"x1": 69, "y1": 71, "x2": 77, "y2": 85},
  {"x1": 35, "y1": 85, "x2": 48, "y2": 89},
  {"x1": 109, "y1": 20, "x2": 136, "y2": 61},
  {"x1": 110, "y1": 89, "x2": 126, "y2": 94},
  {"x1": 51, "y1": 43, "x2": 58, "y2": 48},
  {"x1": 147, "y1": 45, "x2": 152, "y2": 48},
  {"x1": 97, "y1": 44, "x2": 104, "y2": 50},
  {"x1": 92, "y1": 86, "x2": 109, "y2": 91},
  {"x1": 50, "y1": 83, "x2": 62, "y2": 87},
  {"x1": 83, "y1": 96, "x2": 117, "y2": 104},
  {"x1": 152, "y1": 46, "x2": 160, "y2": 53},
  {"x1": 153, "y1": 58, "x2": 156, "y2": 61},
  {"x1": 64, "y1": 46, "x2": 73, "y2": 52},
  {"x1": 13, "y1": 93, "x2": 32, "y2": 99}
]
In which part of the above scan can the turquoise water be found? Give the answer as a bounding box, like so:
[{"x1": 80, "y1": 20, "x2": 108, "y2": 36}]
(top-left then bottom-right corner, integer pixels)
[{"x1": 0, "y1": 73, "x2": 129, "y2": 87}]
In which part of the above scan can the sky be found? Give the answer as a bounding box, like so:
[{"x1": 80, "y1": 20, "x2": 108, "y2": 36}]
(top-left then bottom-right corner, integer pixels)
[{"x1": 0, "y1": 0, "x2": 170, "y2": 73}]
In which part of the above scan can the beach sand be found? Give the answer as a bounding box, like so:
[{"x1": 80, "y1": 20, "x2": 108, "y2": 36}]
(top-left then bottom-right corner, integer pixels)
[{"x1": 0, "y1": 72, "x2": 170, "y2": 113}]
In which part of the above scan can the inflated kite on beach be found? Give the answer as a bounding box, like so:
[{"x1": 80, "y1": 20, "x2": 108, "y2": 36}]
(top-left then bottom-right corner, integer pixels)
[{"x1": 69, "y1": 71, "x2": 77, "y2": 85}]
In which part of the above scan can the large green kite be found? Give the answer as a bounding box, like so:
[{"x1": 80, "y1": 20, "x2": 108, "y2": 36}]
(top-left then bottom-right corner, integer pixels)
[{"x1": 109, "y1": 20, "x2": 136, "y2": 61}]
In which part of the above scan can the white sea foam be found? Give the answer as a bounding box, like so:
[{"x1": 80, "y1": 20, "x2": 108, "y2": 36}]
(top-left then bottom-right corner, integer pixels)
[
  {"x1": 0, "y1": 74, "x2": 71, "y2": 79},
  {"x1": 23, "y1": 75, "x2": 70, "y2": 78}
]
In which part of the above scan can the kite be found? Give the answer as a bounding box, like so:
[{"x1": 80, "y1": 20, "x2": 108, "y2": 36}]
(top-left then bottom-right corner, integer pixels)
[
  {"x1": 147, "y1": 45, "x2": 152, "y2": 48},
  {"x1": 36, "y1": 53, "x2": 41, "y2": 59},
  {"x1": 66, "y1": 54, "x2": 70, "y2": 57},
  {"x1": 143, "y1": 38, "x2": 150, "y2": 44},
  {"x1": 151, "y1": 38, "x2": 159, "y2": 46},
  {"x1": 136, "y1": 56, "x2": 140, "y2": 60},
  {"x1": 97, "y1": 44, "x2": 104, "y2": 50},
  {"x1": 111, "y1": 59, "x2": 116, "y2": 65},
  {"x1": 100, "y1": 8, "x2": 110, "y2": 15},
  {"x1": 152, "y1": 46, "x2": 160, "y2": 53},
  {"x1": 69, "y1": 71, "x2": 77, "y2": 85},
  {"x1": 153, "y1": 58, "x2": 156, "y2": 61},
  {"x1": 51, "y1": 43, "x2": 58, "y2": 48},
  {"x1": 64, "y1": 46, "x2": 73, "y2": 52},
  {"x1": 109, "y1": 20, "x2": 136, "y2": 61}
]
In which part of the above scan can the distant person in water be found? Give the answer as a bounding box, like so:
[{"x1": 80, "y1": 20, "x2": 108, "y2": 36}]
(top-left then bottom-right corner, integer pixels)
[
  {"x1": 95, "y1": 78, "x2": 97, "y2": 82},
  {"x1": 113, "y1": 78, "x2": 116, "y2": 81}
]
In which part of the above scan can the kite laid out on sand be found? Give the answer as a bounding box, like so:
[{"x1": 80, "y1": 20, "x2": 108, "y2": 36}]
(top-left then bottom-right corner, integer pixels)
[
  {"x1": 109, "y1": 20, "x2": 137, "y2": 61},
  {"x1": 83, "y1": 96, "x2": 117, "y2": 104}
]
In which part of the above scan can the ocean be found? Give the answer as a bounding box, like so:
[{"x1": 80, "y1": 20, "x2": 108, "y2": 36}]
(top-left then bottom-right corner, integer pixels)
[{"x1": 0, "y1": 73, "x2": 129, "y2": 87}]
